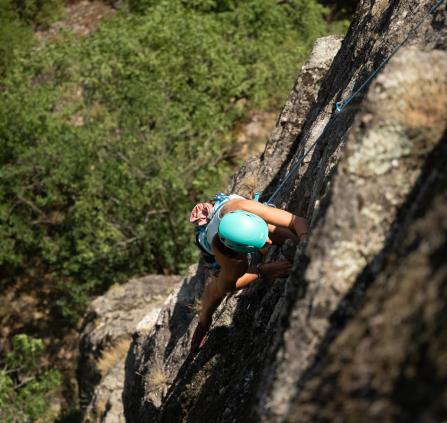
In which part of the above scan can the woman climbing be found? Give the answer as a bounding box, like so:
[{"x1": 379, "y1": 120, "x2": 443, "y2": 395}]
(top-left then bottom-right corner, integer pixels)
[{"x1": 190, "y1": 193, "x2": 308, "y2": 351}]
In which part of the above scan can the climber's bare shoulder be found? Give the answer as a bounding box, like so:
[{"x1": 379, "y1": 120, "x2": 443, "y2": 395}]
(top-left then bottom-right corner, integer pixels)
[{"x1": 221, "y1": 199, "x2": 267, "y2": 216}]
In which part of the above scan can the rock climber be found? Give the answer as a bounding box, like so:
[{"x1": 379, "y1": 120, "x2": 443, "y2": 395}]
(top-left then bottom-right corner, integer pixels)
[{"x1": 190, "y1": 193, "x2": 308, "y2": 351}]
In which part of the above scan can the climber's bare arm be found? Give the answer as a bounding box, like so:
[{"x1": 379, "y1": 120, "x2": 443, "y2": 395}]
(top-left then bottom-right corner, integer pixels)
[
  {"x1": 235, "y1": 261, "x2": 292, "y2": 289},
  {"x1": 221, "y1": 199, "x2": 308, "y2": 239},
  {"x1": 267, "y1": 224, "x2": 299, "y2": 244}
]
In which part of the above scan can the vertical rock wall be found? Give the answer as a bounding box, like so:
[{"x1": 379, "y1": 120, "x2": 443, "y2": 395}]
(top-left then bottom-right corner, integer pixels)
[{"x1": 262, "y1": 47, "x2": 447, "y2": 422}]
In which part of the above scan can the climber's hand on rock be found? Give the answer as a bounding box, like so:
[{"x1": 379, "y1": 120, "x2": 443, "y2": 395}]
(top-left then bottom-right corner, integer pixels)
[{"x1": 261, "y1": 260, "x2": 292, "y2": 279}]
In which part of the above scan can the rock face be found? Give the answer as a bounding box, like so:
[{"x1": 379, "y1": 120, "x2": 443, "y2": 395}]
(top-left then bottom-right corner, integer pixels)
[
  {"x1": 229, "y1": 35, "x2": 343, "y2": 197},
  {"x1": 123, "y1": 1, "x2": 447, "y2": 422},
  {"x1": 286, "y1": 160, "x2": 447, "y2": 422},
  {"x1": 77, "y1": 275, "x2": 181, "y2": 422}
]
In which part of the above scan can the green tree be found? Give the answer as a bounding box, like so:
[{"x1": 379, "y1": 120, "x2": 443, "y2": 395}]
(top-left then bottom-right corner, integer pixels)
[
  {"x1": 12, "y1": 0, "x2": 63, "y2": 27},
  {"x1": 0, "y1": 0, "x2": 32, "y2": 76}
]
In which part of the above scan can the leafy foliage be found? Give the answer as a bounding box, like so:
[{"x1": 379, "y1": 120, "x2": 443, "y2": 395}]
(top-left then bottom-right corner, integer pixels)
[
  {"x1": 0, "y1": 0, "x2": 334, "y2": 323},
  {"x1": 12, "y1": 0, "x2": 63, "y2": 27},
  {"x1": 0, "y1": 0, "x2": 33, "y2": 76},
  {"x1": 0, "y1": 334, "x2": 61, "y2": 422},
  {"x1": 319, "y1": 0, "x2": 359, "y2": 20}
]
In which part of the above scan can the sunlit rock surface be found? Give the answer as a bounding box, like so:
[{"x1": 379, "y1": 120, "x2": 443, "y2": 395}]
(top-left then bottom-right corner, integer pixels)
[{"x1": 78, "y1": 275, "x2": 181, "y2": 422}]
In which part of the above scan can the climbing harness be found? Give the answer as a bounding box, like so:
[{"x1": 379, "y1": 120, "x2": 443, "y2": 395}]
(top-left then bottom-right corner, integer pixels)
[{"x1": 266, "y1": 0, "x2": 445, "y2": 205}]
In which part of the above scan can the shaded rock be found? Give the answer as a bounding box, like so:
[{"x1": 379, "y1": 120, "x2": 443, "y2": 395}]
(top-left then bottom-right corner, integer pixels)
[
  {"x1": 233, "y1": 110, "x2": 277, "y2": 159},
  {"x1": 78, "y1": 275, "x2": 181, "y2": 422},
  {"x1": 85, "y1": 359, "x2": 126, "y2": 423}
]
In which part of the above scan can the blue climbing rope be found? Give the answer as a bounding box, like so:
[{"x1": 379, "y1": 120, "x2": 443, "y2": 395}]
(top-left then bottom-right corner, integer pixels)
[
  {"x1": 336, "y1": 0, "x2": 446, "y2": 113},
  {"x1": 266, "y1": 114, "x2": 340, "y2": 204},
  {"x1": 266, "y1": 0, "x2": 445, "y2": 205}
]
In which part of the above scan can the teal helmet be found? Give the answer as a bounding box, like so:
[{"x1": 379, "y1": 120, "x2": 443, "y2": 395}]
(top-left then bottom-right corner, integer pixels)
[{"x1": 218, "y1": 210, "x2": 269, "y2": 253}]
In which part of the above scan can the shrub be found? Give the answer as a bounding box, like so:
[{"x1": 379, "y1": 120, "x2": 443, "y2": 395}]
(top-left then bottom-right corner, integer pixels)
[
  {"x1": 12, "y1": 0, "x2": 63, "y2": 27},
  {"x1": 0, "y1": 0, "x2": 32, "y2": 76},
  {"x1": 0, "y1": 334, "x2": 61, "y2": 422}
]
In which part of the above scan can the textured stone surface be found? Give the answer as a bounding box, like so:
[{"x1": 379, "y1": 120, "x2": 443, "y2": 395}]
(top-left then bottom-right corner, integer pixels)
[
  {"x1": 123, "y1": 1, "x2": 447, "y2": 422},
  {"x1": 286, "y1": 160, "x2": 447, "y2": 422},
  {"x1": 262, "y1": 47, "x2": 447, "y2": 422},
  {"x1": 85, "y1": 359, "x2": 126, "y2": 423},
  {"x1": 229, "y1": 35, "x2": 343, "y2": 198},
  {"x1": 78, "y1": 275, "x2": 181, "y2": 422}
]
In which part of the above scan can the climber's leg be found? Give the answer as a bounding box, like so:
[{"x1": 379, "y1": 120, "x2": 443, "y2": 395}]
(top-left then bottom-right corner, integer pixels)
[
  {"x1": 199, "y1": 237, "x2": 248, "y2": 324},
  {"x1": 192, "y1": 237, "x2": 248, "y2": 351}
]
